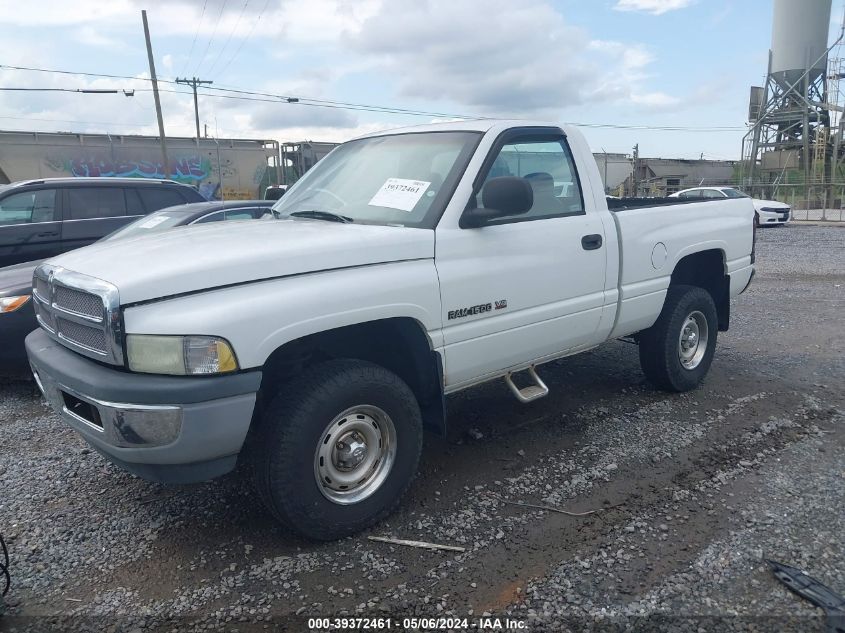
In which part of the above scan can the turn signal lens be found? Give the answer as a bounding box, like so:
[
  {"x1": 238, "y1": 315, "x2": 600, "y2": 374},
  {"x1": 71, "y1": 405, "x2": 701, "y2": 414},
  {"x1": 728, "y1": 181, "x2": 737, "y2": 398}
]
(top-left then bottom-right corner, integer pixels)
[
  {"x1": 183, "y1": 336, "x2": 239, "y2": 375},
  {"x1": 0, "y1": 295, "x2": 31, "y2": 314}
]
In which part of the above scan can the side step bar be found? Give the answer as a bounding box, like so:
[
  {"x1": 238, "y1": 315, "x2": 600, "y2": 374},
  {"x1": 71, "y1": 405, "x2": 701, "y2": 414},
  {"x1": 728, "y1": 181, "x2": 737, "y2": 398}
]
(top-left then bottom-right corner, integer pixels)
[{"x1": 505, "y1": 366, "x2": 549, "y2": 403}]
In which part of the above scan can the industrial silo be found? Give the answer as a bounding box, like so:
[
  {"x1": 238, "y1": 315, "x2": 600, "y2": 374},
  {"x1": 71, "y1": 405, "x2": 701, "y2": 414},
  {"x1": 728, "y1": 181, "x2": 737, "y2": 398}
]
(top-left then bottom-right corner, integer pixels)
[
  {"x1": 742, "y1": 0, "x2": 835, "y2": 209},
  {"x1": 770, "y1": 0, "x2": 833, "y2": 90}
]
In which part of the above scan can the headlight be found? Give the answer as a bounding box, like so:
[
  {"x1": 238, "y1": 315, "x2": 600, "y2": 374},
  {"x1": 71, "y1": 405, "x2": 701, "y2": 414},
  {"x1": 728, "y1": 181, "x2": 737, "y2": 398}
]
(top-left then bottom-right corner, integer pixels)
[
  {"x1": 126, "y1": 335, "x2": 239, "y2": 375},
  {"x1": 0, "y1": 295, "x2": 31, "y2": 314}
]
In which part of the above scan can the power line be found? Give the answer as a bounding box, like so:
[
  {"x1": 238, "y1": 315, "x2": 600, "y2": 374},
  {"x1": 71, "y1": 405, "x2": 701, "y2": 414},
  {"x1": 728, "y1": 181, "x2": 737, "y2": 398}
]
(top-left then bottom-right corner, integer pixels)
[
  {"x1": 0, "y1": 87, "x2": 133, "y2": 95},
  {"x1": 0, "y1": 63, "x2": 153, "y2": 84},
  {"x1": 142, "y1": 87, "x2": 476, "y2": 118},
  {"x1": 199, "y1": 84, "x2": 476, "y2": 119},
  {"x1": 0, "y1": 63, "x2": 748, "y2": 132},
  {"x1": 180, "y1": 0, "x2": 209, "y2": 76},
  {"x1": 564, "y1": 121, "x2": 745, "y2": 132},
  {"x1": 206, "y1": 0, "x2": 250, "y2": 77},
  {"x1": 215, "y1": 0, "x2": 270, "y2": 78},
  {"x1": 193, "y1": 0, "x2": 228, "y2": 75}
]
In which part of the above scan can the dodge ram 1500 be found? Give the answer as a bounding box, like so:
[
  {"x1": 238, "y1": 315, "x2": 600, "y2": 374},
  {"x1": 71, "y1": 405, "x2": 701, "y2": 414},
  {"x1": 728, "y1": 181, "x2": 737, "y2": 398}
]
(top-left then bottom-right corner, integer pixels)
[{"x1": 26, "y1": 120, "x2": 755, "y2": 539}]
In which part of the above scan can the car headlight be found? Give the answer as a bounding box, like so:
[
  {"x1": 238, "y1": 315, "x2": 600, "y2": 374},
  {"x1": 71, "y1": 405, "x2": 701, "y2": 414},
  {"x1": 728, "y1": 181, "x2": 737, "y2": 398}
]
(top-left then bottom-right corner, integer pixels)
[
  {"x1": 0, "y1": 295, "x2": 31, "y2": 314},
  {"x1": 126, "y1": 334, "x2": 239, "y2": 375}
]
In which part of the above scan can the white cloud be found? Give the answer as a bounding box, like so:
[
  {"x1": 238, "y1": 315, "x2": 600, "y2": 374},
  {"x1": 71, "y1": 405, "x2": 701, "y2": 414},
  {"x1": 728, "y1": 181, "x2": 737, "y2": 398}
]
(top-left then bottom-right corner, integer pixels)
[
  {"x1": 0, "y1": 0, "x2": 694, "y2": 142},
  {"x1": 75, "y1": 25, "x2": 125, "y2": 49},
  {"x1": 347, "y1": 0, "x2": 665, "y2": 119},
  {"x1": 613, "y1": 0, "x2": 695, "y2": 16},
  {"x1": 630, "y1": 92, "x2": 682, "y2": 108},
  {"x1": 589, "y1": 40, "x2": 655, "y2": 69}
]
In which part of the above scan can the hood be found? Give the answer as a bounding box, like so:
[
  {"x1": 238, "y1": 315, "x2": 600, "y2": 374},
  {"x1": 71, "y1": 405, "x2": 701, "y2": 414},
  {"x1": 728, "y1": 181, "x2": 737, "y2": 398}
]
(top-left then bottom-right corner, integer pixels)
[
  {"x1": 0, "y1": 259, "x2": 43, "y2": 296},
  {"x1": 753, "y1": 199, "x2": 789, "y2": 210},
  {"x1": 46, "y1": 219, "x2": 434, "y2": 304}
]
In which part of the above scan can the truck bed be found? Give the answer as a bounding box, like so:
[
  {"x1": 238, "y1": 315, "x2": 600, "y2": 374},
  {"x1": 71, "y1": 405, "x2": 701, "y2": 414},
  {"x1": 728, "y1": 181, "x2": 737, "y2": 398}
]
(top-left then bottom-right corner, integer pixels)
[
  {"x1": 606, "y1": 196, "x2": 722, "y2": 211},
  {"x1": 607, "y1": 197, "x2": 755, "y2": 339}
]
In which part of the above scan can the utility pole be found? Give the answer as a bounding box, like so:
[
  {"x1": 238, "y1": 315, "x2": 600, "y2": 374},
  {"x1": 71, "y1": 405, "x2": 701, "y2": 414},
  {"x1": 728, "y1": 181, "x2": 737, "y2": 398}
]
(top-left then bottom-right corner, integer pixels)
[
  {"x1": 142, "y1": 10, "x2": 170, "y2": 178},
  {"x1": 176, "y1": 76, "x2": 213, "y2": 145},
  {"x1": 632, "y1": 144, "x2": 640, "y2": 197}
]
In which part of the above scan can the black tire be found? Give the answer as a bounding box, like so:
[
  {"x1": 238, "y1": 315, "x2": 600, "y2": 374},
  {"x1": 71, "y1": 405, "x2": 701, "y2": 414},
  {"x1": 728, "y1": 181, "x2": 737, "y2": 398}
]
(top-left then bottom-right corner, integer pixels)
[
  {"x1": 638, "y1": 285, "x2": 718, "y2": 392},
  {"x1": 252, "y1": 359, "x2": 423, "y2": 540},
  {"x1": 754, "y1": 212, "x2": 760, "y2": 228}
]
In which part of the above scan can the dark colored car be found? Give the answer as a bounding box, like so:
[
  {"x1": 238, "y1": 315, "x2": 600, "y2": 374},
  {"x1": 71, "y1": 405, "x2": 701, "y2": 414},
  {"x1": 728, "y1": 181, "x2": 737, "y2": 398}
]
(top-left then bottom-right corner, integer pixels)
[
  {"x1": 0, "y1": 200, "x2": 276, "y2": 376},
  {"x1": 0, "y1": 177, "x2": 206, "y2": 268}
]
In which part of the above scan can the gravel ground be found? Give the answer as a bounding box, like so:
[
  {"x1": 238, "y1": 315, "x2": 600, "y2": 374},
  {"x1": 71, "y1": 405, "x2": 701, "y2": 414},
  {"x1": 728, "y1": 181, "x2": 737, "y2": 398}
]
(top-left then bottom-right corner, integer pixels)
[{"x1": 0, "y1": 224, "x2": 843, "y2": 632}]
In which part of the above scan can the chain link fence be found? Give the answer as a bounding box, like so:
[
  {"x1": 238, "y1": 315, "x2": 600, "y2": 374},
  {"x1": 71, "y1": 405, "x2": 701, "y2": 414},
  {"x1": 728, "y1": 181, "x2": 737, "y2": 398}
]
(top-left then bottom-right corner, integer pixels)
[{"x1": 741, "y1": 183, "x2": 845, "y2": 221}]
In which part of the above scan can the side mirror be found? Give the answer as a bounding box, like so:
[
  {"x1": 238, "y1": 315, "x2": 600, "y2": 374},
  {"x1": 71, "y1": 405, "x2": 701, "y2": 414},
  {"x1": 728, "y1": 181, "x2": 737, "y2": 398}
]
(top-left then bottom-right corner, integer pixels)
[{"x1": 460, "y1": 177, "x2": 533, "y2": 228}]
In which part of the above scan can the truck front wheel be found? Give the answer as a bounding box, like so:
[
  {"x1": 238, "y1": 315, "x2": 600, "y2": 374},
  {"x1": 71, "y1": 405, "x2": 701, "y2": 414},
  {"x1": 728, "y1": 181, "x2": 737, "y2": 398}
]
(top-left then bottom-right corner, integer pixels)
[
  {"x1": 252, "y1": 359, "x2": 423, "y2": 540},
  {"x1": 638, "y1": 285, "x2": 718, "y2": 392}
]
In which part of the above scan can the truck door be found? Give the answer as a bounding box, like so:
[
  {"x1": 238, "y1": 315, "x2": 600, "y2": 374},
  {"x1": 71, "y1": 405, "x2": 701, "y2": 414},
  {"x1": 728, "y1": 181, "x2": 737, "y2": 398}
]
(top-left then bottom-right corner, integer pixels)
[{"x1": 435, "y1": 130, "x2": 607, "y2": 388}]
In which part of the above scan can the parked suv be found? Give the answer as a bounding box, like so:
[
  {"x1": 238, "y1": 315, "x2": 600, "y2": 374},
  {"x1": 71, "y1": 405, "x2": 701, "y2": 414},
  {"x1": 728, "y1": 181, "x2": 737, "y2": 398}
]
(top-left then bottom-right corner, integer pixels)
[
  {"x1": 0, "y1": 177, "x2": 205, "y2": 267},
  {"x1": 0, "y1": 200, "x2": 275, "y2": 376}
]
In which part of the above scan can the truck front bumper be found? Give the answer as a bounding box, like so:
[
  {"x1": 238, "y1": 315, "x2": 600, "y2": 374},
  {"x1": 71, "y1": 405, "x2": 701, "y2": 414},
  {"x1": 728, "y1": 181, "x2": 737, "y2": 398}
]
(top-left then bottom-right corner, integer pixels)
[{"x1": 26, "y1": 329, "x2": 262, "y2": 484}]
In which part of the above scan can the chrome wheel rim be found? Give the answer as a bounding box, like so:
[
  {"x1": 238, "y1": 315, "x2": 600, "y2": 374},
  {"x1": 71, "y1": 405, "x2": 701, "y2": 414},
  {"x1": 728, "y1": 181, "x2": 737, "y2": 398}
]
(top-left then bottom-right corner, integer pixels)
[
  {"x1": 314, "y1": 405, "x2": 397, "y2": 505},
  {"x1": 678, "y1": 310, "x2": 708, "y2": 370}
]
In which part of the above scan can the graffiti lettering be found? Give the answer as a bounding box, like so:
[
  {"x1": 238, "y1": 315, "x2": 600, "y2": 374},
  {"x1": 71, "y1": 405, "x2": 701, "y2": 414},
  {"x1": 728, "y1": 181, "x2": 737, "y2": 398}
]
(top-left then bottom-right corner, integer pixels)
[{"x1": 66, "y1": 156, "x2": 210, "y2": 181}]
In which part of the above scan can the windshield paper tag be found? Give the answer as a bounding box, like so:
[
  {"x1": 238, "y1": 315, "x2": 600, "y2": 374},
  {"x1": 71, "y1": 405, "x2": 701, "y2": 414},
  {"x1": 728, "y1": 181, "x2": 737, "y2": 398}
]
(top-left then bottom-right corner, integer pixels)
[
  {"x1": 368, "y1": 178, "x2": 431, "y2": 212},
  {"x1": 138, "y1": 215, "x2": 170, "y2": 229}
]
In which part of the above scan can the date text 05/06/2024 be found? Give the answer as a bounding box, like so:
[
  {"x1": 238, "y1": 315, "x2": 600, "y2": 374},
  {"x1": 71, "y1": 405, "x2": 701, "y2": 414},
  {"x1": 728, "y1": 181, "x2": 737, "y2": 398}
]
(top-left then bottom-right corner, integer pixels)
[{"x1": 307, "y1": 616, "x2": 529, "y2": 630}]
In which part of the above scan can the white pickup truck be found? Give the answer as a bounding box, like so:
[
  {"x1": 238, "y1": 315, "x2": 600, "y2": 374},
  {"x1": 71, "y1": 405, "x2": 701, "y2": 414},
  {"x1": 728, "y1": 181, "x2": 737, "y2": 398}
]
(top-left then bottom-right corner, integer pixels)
[{"x1": 26, "y1": 120, "x2": 755, "y2": 540}]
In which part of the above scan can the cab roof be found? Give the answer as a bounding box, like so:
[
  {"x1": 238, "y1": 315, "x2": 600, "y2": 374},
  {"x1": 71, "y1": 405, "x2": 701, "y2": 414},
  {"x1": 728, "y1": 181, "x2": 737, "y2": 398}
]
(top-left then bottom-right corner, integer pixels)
[{"x1": 355, "y1": 119, "x2": 565, "y2": 139}]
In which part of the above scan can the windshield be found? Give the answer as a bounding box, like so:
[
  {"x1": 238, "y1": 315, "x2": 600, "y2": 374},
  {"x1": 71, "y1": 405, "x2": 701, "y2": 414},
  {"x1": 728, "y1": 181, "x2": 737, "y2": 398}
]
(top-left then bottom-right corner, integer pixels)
[
  {"x1": 272, "y1": 131, "x2": 481, "y2": 228},
  {"x1": 721, "y1": 188, "x2": 749, "y2": 199},
  {"x1": 102, "y1": 211, "x2": 194, "y2": 241}
]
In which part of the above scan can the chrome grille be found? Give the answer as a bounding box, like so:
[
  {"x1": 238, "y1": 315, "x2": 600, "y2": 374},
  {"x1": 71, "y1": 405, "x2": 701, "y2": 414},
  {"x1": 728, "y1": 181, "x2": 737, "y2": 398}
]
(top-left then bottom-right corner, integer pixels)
[
  {"x1": 56, "y1": 318, "x2": 108, "y2": 353},
  {"x1": 32, "y1": 264, "x2": 123, "y2": 365},
  {"x1": 33, "y1": 300, "x2": 55, "y2": 332},
  {"x1": 34, "y1": 277, "x2": 50, "y2": 302},
  {"x1": 55, "y1": 286, "x2": 104, "y2": 320}
]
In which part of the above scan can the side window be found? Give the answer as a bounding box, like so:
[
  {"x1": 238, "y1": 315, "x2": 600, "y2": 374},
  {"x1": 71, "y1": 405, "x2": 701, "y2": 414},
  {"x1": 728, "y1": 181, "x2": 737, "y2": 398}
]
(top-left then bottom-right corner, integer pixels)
[
  {"x1": 138, "y1": 188, "x2": 187, "y2": 212},
  {"x1": 224, "y1": 209, "x2": 258, "y2": 221},
  {"x1": 699, "y1": 189, "x2": 721, "y2": 199},
  {"x1": 678, "y1": 190, "x2": 699, "y2": 199},
  {"x1": 193, "y1": 211, "x2": 224, "y2": 224},
  {"x1": 126, "y1": 189, "x2": 145, "y2": 215},
  {"x1": 0, "y1": 189, "x2": 56, "y2": 225},
  {"x1": 478, "y1": 136, "x2": 584, "y2": 223},
  {"x1": 67, "y1": 188, "x2": 126, "y2": 220}
]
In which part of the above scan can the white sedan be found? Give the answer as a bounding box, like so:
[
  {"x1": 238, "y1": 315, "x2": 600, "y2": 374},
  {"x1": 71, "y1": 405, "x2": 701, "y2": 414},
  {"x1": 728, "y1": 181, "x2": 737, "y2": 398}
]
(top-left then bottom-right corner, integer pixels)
[{"x1": 669, "y1": 187, "x2": 790, "y2": 227}]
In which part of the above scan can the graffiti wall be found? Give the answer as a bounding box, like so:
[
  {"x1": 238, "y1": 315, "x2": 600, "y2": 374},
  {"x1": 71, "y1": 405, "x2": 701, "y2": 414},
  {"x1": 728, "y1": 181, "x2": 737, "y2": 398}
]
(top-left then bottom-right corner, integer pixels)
[
  {"x1": 58, "y1": 156, "x2": 210, "y2": 181},
  {"x1": 0, "y1": 131, "x2": 279, "y2": 201}
]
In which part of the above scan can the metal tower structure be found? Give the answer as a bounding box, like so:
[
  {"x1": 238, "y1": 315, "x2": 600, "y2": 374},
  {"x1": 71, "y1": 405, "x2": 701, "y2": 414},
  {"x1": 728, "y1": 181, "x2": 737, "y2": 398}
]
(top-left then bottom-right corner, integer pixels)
[{"x1": 742, "y1": 0, "x2": 835, "y2": 207}]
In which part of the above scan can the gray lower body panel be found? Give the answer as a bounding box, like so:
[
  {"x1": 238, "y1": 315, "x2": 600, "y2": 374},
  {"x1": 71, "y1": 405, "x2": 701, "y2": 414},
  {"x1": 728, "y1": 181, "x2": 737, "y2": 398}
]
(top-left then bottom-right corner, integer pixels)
[{"x1": 26, "y1": 329, "x2": 261, "y2": 484}]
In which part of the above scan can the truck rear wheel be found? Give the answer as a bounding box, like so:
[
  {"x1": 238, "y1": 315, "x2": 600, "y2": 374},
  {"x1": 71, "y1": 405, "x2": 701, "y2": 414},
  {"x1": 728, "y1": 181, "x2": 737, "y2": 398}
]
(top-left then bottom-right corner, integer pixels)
[
  {"x1": 252, "y1": 359, "x2": 423, "y2": 540},
  {"x1": 638, "y1": 285, "x2": 718, "y2": 392}
]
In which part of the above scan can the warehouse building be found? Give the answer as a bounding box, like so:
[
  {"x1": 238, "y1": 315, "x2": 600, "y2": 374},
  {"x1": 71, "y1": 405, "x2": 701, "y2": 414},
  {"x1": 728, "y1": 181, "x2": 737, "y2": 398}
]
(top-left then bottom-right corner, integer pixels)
[{"x1": 624, "y1": 158, "x2": 739, "y2": 197}]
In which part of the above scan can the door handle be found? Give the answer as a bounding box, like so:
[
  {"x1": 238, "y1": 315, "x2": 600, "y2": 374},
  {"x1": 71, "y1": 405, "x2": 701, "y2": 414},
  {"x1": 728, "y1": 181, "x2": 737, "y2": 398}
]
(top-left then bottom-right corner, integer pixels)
[
  {"x1": 36, "y1": 231, "x2": 59, "y2": 238},
  {"x1": 581, "y1": 234, "x2": 603, "y2": 250}
]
